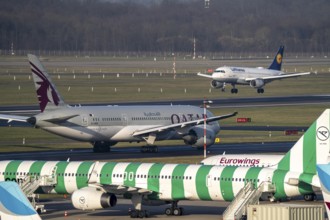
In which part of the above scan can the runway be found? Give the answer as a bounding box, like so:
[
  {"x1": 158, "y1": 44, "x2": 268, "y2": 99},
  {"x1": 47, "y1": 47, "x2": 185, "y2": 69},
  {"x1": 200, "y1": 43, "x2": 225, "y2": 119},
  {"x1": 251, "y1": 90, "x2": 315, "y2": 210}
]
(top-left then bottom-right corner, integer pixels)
[
  {"x1": 0, "y1": 141, "x2": 316, "y2": 220},
  {"x1": 0, "y1": 142, "x2": 292, "y2": 161},
  {"x1": 39, "y1": 197, "x2": 324, "y2": 220},
  {"x1": 1, "y1": 95, "x2": 330, "y2": 115}
]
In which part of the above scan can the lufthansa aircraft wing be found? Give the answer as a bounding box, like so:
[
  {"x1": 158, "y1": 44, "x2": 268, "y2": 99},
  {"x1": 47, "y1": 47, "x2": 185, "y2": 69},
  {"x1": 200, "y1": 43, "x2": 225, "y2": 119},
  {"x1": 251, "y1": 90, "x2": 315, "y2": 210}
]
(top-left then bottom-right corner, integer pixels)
[
  {"x1": 132, "y1": 112, "x2": 237, "y2": 136},
  {"x1": 197, "y1": 72, "x2": 213, "y2": 78},
  {"x1": 245, "y1": 72, "x2": 310, "y2": 82}
]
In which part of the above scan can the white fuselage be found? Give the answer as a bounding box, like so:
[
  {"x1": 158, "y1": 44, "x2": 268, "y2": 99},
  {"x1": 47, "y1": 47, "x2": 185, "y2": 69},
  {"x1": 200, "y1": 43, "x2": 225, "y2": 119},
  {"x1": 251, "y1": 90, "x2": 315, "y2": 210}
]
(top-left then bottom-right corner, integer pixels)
[
  {"x1": 211, "y1": 66, "x2": 282, "y2": 85},
  {"x1": 34, "y1": 105, "x2": 219, "y2": 143}
]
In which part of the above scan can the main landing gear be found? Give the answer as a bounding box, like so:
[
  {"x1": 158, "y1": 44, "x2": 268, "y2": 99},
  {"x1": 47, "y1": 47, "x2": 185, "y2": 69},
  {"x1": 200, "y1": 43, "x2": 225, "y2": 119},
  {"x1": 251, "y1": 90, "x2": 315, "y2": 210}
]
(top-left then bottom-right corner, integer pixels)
[
  {"x1": 140, "y1": 145, "x2": 158, "y2": 153},
  {"x1": 231, "y1": 88, "x2": 238, "y2": 94},
  {"x1": 257, "y1": 88, "x2": 264, "y2": 93},
  {"x1": 129, "y1": 194, "x2": 150, "y2": 218},
  {"x1": 92, "y1": 141, "x2": 111, "y2": 153},
  {"x1": 165, "y1": 201, "x2": 184, "y2": 216}
]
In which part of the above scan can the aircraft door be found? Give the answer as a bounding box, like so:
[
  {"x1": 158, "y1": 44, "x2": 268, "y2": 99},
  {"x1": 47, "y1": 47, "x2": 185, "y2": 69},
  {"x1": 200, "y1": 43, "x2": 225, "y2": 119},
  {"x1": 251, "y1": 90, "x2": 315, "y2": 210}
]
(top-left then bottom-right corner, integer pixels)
[
  {"x1": 122, "y1": 114, "x2": 128, "y2": 126},
  {"x1": 207, "y1": 175, "x2": 212, "y2": 187},
  {"x1": 81, "y1": 115, "x2": 89, "y2": 126}
]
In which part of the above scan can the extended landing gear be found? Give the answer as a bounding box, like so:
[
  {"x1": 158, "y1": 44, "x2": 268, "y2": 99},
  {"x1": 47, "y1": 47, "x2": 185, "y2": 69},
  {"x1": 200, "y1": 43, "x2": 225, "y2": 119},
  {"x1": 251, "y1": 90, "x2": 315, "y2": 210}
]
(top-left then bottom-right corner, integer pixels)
[
  {"x1": 92, "y1": 141, "x2": 111, "y2": 153},
  {"x1": 165, "y1": 201, "x2": 184, "y2": 216},
  {"x1": 129, "y1": 209, "x2": 150, "y2": 218},
  {"x1": 257, "y1": 88, "x2": 264, "y2": 93},
  {"x1": 129, "y1": 194, "x2": 150, "y2": 218},
  {"x1": 231, "y1": 88, "x2": 238, "y2": 94},
  {"x1": 304, "y1": 193, "x2": 317, "y2": 201},
  {"x1": 140, "y1": 145, "x2": 158, "y2": 153}
]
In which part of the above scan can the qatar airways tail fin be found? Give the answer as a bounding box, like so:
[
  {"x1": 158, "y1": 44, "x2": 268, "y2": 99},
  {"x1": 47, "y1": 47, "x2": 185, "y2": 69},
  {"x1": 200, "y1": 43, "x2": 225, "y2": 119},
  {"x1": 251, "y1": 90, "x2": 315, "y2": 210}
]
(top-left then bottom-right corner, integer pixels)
[{"x1": 28, "y1": 54, "x2": 66, "y2": 112}]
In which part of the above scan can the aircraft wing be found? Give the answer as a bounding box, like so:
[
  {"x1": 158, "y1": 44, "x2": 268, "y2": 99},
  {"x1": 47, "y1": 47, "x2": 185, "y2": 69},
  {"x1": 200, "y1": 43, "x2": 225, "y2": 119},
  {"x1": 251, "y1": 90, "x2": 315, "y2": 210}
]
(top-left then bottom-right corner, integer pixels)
[
  {"x1": 132, "y1": 112, "x2": 237, "y2": 136},
  {"x1": 197, "y1": 72, "x2": 214, "y2": 79},
  {"x1": 245, "y1": 72, "x2": 310, "y2": 82},
  {"x1": 0, "y1": 114, "x2": 29, "y2": 123},
  {"x1": 44, "y1": 114, "x2": 79, "y2": 124},
  {"x1": 100, "y1": 183, "x2": 153, "y2": 195}
]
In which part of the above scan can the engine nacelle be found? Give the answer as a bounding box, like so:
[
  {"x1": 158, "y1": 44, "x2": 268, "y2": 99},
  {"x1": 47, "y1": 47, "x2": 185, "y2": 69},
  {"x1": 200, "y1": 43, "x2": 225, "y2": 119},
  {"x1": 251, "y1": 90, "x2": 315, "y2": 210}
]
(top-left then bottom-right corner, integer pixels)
[
  {"x1": 72, "y1": 187, "x2": 117, "y2": 210},
  {"x1": 210, "y1": 80, "x2": 224, "y2": 89},
  {"x1": 250, "y1": 79, "x2": 265, "y2": 88},
  {"x1": 182, "y1": 125, "x2": 216, "y2": 148}
]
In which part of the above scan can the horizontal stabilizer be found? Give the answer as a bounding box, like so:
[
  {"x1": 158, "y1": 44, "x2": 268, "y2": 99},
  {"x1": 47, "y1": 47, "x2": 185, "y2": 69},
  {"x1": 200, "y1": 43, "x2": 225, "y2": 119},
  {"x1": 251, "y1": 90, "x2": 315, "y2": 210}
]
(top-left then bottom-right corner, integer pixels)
[{"x1": 0, "y1": 114, "x2": 29, "y2": 123}]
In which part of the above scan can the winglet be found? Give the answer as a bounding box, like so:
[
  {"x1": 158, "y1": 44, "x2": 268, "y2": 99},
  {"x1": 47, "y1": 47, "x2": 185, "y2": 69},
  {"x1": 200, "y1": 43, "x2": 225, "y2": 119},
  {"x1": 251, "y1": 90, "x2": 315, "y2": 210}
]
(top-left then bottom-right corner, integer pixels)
[{"x1": 28, "y1": 54, "x2": 66, "y2": 112}]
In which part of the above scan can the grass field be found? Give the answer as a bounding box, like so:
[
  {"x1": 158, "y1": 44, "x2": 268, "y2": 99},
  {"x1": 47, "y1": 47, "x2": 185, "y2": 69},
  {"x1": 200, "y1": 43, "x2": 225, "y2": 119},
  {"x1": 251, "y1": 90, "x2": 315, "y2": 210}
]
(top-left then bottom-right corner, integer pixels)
[{"x1": 0, "y1": 55, "x2": 329, "y2": 153}]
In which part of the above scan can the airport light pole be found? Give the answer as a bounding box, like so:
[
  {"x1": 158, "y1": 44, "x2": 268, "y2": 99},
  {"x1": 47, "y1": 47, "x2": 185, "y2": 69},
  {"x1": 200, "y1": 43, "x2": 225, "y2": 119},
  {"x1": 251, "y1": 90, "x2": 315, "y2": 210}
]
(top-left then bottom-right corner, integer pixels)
[{"x1": 203, "y1": 99, "x2": 213, "y2": 158}]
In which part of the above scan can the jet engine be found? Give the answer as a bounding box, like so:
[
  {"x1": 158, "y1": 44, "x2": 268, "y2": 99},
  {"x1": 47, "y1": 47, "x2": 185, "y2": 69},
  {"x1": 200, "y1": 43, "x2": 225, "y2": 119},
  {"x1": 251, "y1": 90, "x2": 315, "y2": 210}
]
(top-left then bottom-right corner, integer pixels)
[
  {"x1": 182, "y1": 125, "x2": 215, "y2": 149},
  {"x1": 72, "y1": 187, "x2": 117, "y2": 210},
  {"x1": 210, "y1": 80, "x2": 224, "y2": 89},
  {"x1": 250, "y1": 79, "x2": 265, "y2": 88}
]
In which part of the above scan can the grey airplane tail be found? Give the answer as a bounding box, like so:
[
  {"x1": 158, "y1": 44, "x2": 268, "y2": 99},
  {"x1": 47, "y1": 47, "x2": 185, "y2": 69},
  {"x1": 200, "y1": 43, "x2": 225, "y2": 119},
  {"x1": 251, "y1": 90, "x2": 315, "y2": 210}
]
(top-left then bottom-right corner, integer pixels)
[{"x1": 28, "y1": 54, "x2": 66, "y2": 112}]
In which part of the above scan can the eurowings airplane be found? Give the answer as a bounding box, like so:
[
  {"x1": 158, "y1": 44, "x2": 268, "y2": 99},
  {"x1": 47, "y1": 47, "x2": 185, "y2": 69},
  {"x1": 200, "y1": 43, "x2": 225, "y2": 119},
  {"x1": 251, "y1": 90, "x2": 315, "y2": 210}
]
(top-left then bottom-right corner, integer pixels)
[
  {"x1": 201, "y1": 153, "x2": 318, "y2": 201},
  {"x1": 0, "y1": 181, "x2": 41, "y2": 220},
  {"x1": 0, "y1": 109, "x2": 328, "y2": 218},
  {"x1": 201, "y1": 153, "x2": 283, "y2": 168},
  {"x1": 197, "y1": 46, "x2": 310, "y2": 93},
  {"x1": 0, "y1": 54, "x2": 236, "y2": 153}
]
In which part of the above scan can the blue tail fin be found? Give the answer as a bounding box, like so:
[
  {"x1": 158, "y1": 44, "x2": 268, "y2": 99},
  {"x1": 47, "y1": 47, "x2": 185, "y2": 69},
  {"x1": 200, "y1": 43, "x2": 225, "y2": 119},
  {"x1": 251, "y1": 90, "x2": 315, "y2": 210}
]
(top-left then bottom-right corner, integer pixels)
[
  {"x1": 0, "y1": 181, "x2": 41, "y2": 220},
  {"x1": 268, "y1": 46, "x2": 284, "y2": 70},
  {"x1": 316, "y1": 164, "x2": 330, "y2": 219}
]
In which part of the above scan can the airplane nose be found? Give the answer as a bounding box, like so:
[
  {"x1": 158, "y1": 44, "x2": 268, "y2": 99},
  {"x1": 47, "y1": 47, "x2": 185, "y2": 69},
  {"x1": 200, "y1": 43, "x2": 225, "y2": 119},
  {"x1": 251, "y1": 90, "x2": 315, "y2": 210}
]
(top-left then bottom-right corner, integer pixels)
[{"x1": 27, "y1": 117, "x2": 36, "y2": 126}]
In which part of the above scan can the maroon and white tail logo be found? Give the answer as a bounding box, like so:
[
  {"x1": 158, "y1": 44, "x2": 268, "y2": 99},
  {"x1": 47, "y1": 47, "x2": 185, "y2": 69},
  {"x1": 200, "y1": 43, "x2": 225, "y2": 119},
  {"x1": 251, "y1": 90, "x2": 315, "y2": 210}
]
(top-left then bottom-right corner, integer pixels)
[{"x1": 30, "y1": 61, "x2": 60, "y2": 112}]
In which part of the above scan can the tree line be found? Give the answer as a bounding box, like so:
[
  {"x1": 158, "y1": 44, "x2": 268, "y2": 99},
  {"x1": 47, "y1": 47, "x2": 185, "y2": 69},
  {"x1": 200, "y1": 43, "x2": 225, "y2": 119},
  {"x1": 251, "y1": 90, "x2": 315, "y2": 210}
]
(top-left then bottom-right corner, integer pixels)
[{"x1": 0, "y1": 0, "x2": 329, "y2": 53}]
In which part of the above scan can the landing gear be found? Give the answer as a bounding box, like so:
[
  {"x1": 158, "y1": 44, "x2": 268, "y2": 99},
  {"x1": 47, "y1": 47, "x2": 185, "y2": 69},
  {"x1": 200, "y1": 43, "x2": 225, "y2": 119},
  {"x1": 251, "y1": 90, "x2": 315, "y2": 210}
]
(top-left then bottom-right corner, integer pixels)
[
  {"x1": 129, "y1": 209, "x2": 150, "y2": 218},
  {"x1": 129, "y1": 194, "x2": 150, "y2": 218},
  {"x1": 257, "y1": 88, "x2": 264, "y2": 93},
  {"x1": 231, "y1": 88, "x2": 238, "y2": 94},
  {"x1": 92, "y1": 141, "x2": 111, "y2": 153},
  {"x1": 140, "y1": 146, "x2": 158, "y2": 153},
  {"x1": 164, "y1": 201, "x2": 184, "y2": 216},
  {"x1": 304, "y1": 193, "x2": 317, "y2": 201}
]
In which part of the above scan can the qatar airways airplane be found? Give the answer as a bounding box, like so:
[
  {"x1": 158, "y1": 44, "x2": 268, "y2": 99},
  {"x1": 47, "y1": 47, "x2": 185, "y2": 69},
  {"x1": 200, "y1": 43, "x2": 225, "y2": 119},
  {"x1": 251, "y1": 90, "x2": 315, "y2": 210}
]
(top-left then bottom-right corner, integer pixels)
[
  {"x1": 0, "y1": 54, "x2": 236, "y2": 153},
  {"x1": 198, "y1": 46, "x2": 310, "y2": 94}
]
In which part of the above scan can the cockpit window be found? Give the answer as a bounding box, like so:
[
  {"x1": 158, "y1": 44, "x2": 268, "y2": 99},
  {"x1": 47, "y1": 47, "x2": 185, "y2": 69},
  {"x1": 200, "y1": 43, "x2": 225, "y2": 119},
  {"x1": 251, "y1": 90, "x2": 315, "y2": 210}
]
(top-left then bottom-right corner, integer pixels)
[{"x1": 215, "y1": 70, "x2": 225, "y2": 73}]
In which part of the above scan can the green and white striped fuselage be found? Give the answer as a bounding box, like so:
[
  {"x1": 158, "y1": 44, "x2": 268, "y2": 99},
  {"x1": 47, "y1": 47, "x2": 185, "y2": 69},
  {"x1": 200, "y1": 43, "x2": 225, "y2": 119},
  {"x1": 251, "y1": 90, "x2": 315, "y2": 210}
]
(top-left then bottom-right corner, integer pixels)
[{"x1": 0, "y1": 160, "x2": 319, "y2": 202}]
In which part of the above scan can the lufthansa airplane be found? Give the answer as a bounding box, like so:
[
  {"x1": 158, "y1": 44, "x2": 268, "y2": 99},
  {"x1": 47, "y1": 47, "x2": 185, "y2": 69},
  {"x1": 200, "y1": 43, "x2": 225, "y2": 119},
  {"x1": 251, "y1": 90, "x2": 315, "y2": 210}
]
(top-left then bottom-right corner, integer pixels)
[
  {"x1": 198, "y1": 46, "x2": 310, "y2": 94},
  {"x1": 0, "y1": 109, "x2": 328, "y2": 218},
  {"x1": 0, "y1": 54, "x2": 236, "y2": 153}
]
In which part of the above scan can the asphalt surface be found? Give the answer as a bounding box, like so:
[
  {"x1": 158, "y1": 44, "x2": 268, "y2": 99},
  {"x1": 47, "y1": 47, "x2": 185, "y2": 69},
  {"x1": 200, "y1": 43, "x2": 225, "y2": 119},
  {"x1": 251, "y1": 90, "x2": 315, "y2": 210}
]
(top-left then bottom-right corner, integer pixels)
[
  {"x1": 1, "y1": 95, "x2": 330, "y2": 114},
  {"x1": 0, "y1": 142, "x2": 292, "y2": 161}
]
